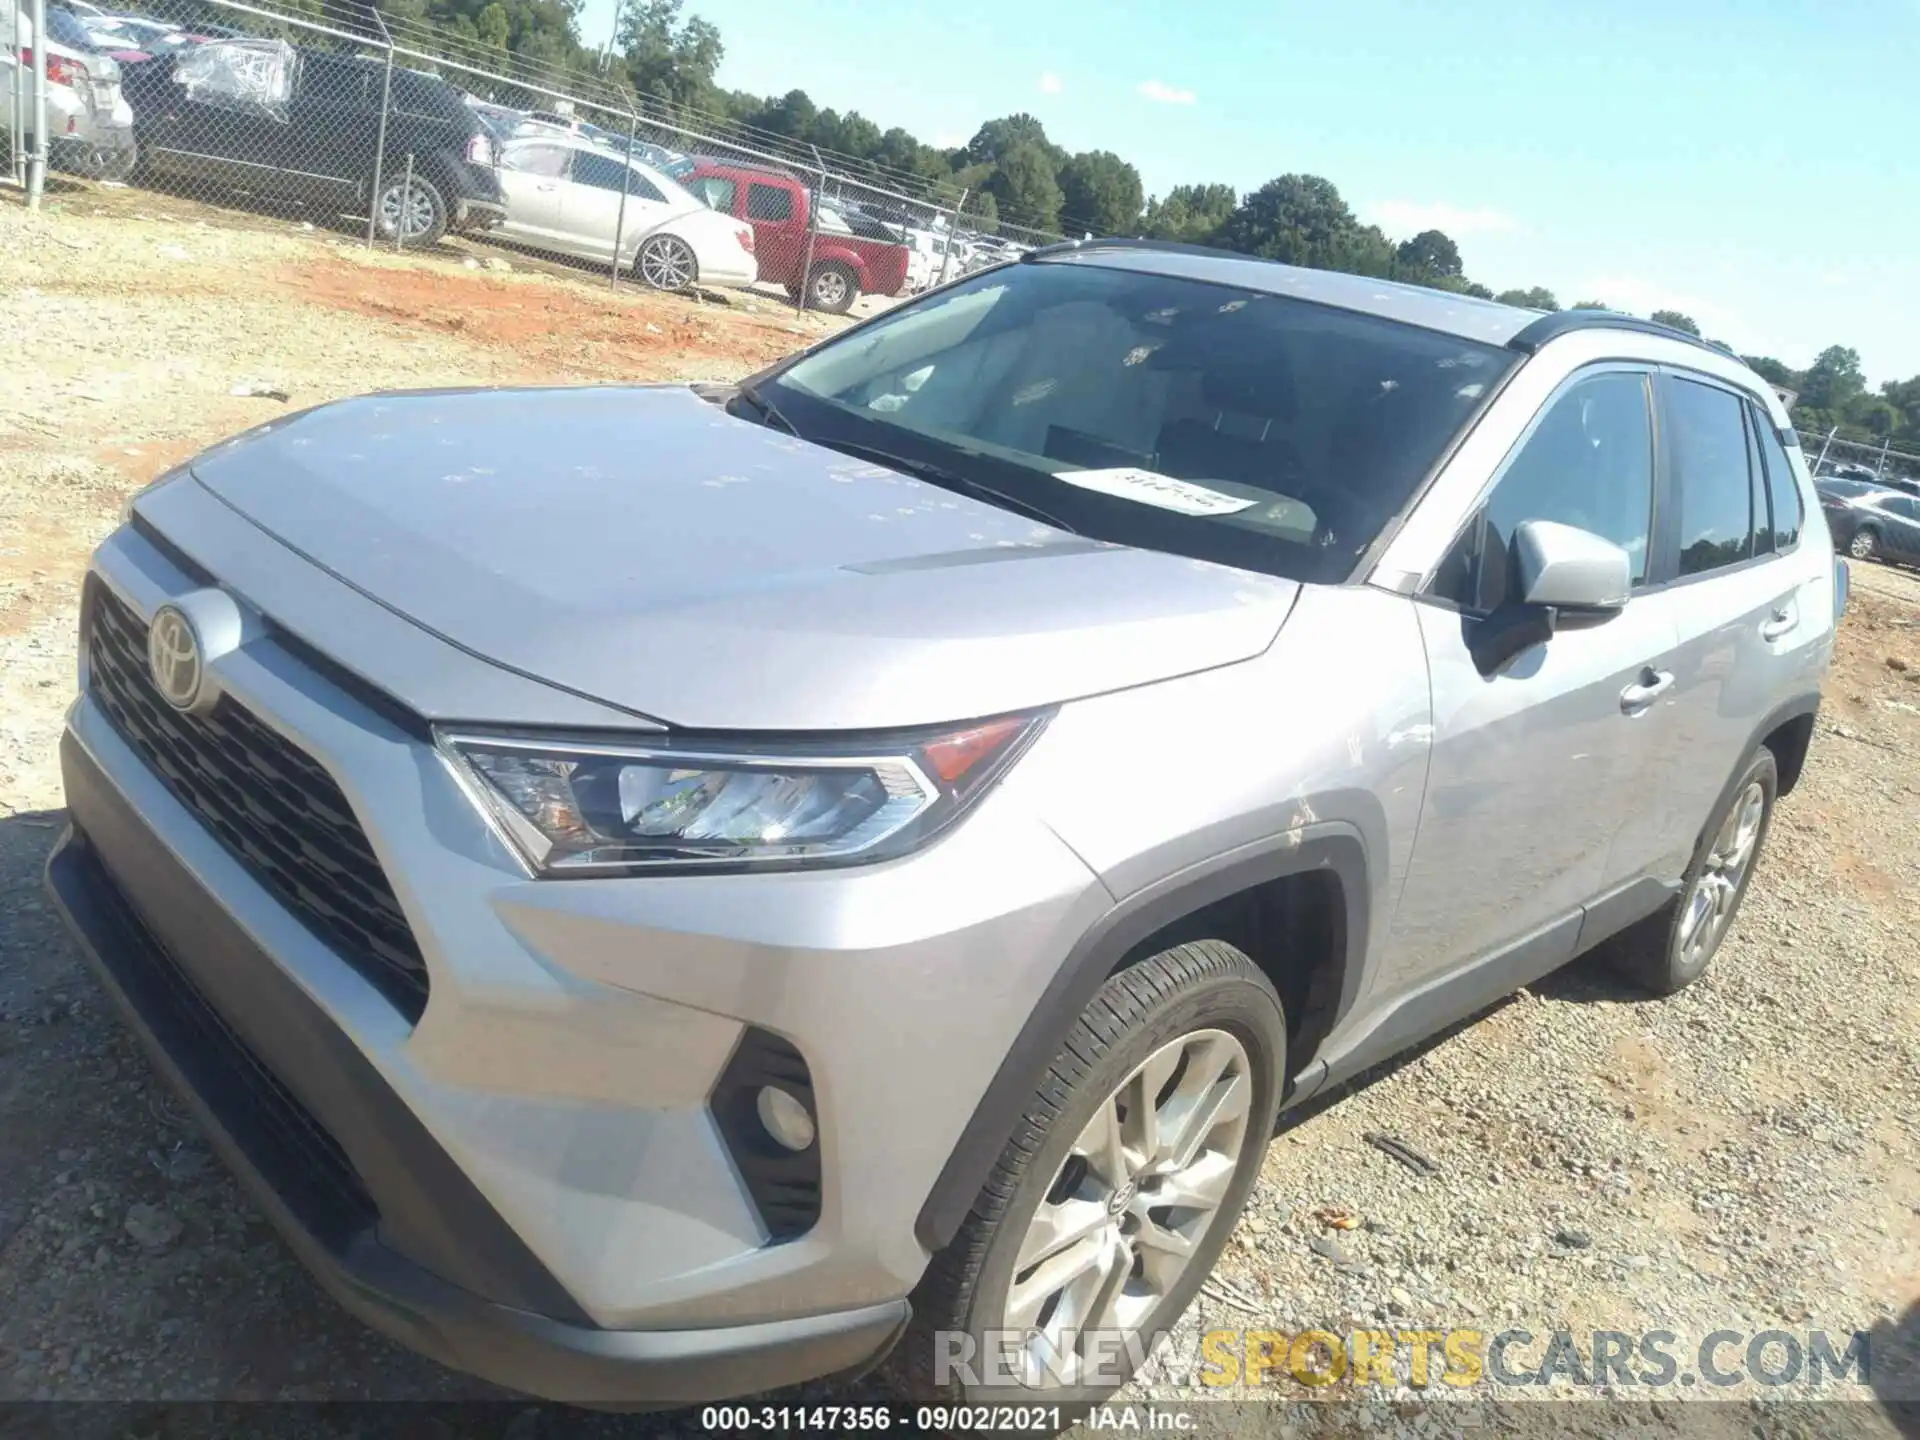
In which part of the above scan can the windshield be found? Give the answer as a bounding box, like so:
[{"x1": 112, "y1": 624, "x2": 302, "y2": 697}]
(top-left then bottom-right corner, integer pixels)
[{"x1": 764, "y1": 258, "x2": 1517, "y2": 583}]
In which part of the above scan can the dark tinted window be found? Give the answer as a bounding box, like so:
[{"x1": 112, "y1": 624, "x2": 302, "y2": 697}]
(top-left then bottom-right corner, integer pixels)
[
  {"x1": 1432, "y1": 370, "x2": 1655, "y2": 611},
  {"x1": 1669, "y1": 378, "x2": 1757, "y2": 577},
  {"x1": 770, "y1": 259, "x2": 1517, "y2": 585},
  {"x1": 1746, "y1": 408, "x2": 1775, "y2": 555},
  {"x1": 1751, "y1": 407, "x2": 1803, "y2": 548},
  {"x1": 390, "y1": 70, "x2": 460, "y2": 118},
  {"x1": 574, "y1": 152, "x2": 666, "y2": 200},
  {"x1": 300, "y1": 58, "x2": 369, "y2": 111},
  {"x1": 747, "y1": 182, "x2": 793, "y2": 220}
]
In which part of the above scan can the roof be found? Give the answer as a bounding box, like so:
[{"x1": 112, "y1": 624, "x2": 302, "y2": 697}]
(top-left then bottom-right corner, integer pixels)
[{"x1": 1025, "y1": 239, "x2": 1726, "y2": 360}]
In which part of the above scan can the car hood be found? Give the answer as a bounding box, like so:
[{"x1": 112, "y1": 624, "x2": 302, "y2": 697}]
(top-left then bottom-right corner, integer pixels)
[{"x1": 185, "y1": 385, "x2": 1298, "y2": 731}]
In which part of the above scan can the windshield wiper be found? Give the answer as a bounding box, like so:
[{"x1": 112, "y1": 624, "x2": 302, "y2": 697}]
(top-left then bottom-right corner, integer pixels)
[
  {"x1": 732, "y1": 381, "x2": 797, "y2": 435},
  {"x1": 812, "y1": 437, "x2": 1079, "y2": 534}
]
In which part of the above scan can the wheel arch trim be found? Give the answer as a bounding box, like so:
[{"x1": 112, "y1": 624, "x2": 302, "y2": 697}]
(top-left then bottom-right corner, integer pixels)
[{"x1": 912, "y1": 821, "x2": 1369, "y2": 1254}]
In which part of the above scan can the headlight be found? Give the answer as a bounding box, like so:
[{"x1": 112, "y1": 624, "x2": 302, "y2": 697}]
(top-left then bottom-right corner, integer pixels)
[{"x1": 438, "y1": 715, "x2": 1045, "y2": 877}]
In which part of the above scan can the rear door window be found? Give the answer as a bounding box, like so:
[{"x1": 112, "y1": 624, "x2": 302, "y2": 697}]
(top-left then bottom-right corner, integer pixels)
[
  {"x1": 1667, "y1": 377, "x2": 1759, "y2": 577},
  {"x1": 1749, "y1": 405, "x2": 1804, "y2": 550},
  {"x1": 747, "y1": 182, "x2": 793, "y2": 221},
  {"x1": 504, "y1": 143, "x2": 569, "y2": 178}
]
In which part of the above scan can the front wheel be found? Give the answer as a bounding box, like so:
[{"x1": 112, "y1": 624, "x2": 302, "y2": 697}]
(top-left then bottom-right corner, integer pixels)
[
  {"x1": 372, "y1": 173, "x2": 448, "y2": 248},
  {"x1": 1848, "y1": 528, "x2": 1879, "y2": 561},
  {"x1": 636, "y1": 233, "x2": 698, "y2": 292},
  {"x1": 891, "y1": 940, "x2": 1284, "y2": 1411}
]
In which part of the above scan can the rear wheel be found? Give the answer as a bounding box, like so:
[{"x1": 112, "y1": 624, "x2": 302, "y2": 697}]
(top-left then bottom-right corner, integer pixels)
[
  {"x1": 1848, "y1": 527, "x2": 1879, "y2": 561},
  {"x1": 806, "y1": 261, "x2": 858, "y2": 314},
  {"x1": 1606, "y1": 747, "x2": 1777, "y2": 995},
  {"x1": 891, "y1": 940, "x2": 1284, "y2": 1413},
  {"x1": 636, "y1": 233, "x2": 698, "y2": 292},
  {"x1": 373, "y1": 173, "x2": 448, "y2": 248}
]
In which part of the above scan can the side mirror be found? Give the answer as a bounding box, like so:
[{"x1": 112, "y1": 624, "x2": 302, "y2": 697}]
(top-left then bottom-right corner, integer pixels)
[
  {"x1": 1467, "y1": 520, "x2": 1631, "y2": 677},
  {"x1": 1513, "y1": 519, "x2": 1632, "y2": 611}
]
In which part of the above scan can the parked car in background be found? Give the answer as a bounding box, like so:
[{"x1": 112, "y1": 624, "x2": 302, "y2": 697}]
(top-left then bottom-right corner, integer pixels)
[
  {"x1": 123, "y1": 41, "x2": 504, "y2": 245},
  {"x1": 684, "y1": 158, "x2": 909, "y2": 311},
  {"x1": 492, "y1": 133, "x2": 756, "y2": 292},
  {"x1": 74, "y1": 11, "x2": 202, "y2": 60},
  {"x1": 1816, "y1": 478, "x2": 1920, "y2": 564},
  {"x1": 0, "y1": 1, "x2": 137, "y2": 179}
]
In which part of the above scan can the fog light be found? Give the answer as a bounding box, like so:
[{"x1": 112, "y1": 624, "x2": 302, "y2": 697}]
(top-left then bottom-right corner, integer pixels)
[{"x1": 756, "y1": 1085, "x2": 815, "y2": 1152}]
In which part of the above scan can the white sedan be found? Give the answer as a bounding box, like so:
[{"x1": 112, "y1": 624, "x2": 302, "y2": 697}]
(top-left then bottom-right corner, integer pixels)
[{"x1": 492, "y1": 137, "x2": 758, "y2": 292}]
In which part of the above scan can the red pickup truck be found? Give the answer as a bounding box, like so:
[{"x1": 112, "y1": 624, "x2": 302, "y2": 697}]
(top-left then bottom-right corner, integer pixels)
[{"x1": 683, "y1": 159, "x2": 911, "y2": 313}]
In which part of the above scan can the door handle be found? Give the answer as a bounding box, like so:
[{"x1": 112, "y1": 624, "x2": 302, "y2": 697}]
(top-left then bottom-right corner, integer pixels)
[
  {"x1": 1760, "y1": 607, "x2": 1796, "y2": 642},
  {"x1": 536, "y1": 183, "x2": 558, "y2": 192},
  {"x1": 1620, "y1": 668, "x2": 1673, "y2": 713}
]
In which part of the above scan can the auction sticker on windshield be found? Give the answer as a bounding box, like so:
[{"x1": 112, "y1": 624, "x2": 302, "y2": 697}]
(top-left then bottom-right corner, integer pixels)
[{"x1": 1054, "y1": 467, "x2": 1258, "y2": 517}]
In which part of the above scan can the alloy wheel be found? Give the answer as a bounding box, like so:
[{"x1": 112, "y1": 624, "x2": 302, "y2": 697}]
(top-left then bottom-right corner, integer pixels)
[
  {"x1": 380, "y1": 182, "x2": 434, "y2": 243},
  {"x1": 1002, "y1": 1028, "x2": 1253, "y2": 1387},
  {"x1": 1676, "y1": 780, "x2": 1765, "y2": 969},
  {"x1": 640, "y1": 236, "x2": 695, "y2": 291},
  {"x1": 812, "y1": 267, "x2": 850, "y2": 309},
  {"x1": 1849, "y1": 530, "x2": 1877, "y2": 559}
]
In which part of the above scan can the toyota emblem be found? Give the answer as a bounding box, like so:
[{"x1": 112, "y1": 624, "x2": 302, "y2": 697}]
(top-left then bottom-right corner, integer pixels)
[{"x1": 147, "y1": 605, "x2": 204, "y2": 711}]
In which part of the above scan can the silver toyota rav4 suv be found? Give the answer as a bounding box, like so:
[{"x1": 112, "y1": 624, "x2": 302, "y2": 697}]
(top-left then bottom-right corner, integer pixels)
[{"x1": 48, "y1": 241, "x2": 1841, "y2": 1408}]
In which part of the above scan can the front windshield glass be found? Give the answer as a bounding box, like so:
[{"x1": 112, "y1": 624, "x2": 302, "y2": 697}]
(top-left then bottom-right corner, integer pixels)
[{"x1": 766, "y1": 258, "x2": 1516, "y2": 584}]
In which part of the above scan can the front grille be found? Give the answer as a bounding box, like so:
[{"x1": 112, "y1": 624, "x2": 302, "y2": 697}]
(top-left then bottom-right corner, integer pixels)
[
  {"x1": 85, "y1": 846, "x2": 378, "y2": 1244},
  {"x1": 85, "y1": 582, "x2": 430, "y2": 1022}
]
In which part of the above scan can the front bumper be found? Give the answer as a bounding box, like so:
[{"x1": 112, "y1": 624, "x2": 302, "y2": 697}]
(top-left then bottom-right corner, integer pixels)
[
  {"x1": 45, "y1": 744, "x2": 909, "y2": 1405},
  {"x1": 51, "y1": 509, "x2": 1111, "y2": 1387}
]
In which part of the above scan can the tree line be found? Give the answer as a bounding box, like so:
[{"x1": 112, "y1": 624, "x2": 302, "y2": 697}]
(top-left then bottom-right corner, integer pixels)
[{"x1": 314, "y1": 0, "x2": 1918, "y2": 460}]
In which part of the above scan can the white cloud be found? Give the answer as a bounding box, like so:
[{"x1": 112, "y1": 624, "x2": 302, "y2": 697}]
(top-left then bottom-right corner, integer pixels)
[
  {"x1": 1137, "y1": 79, "x2": 1197, "y2": 105},
  {"x1": 1038, "y1": 71, "x2": 1063, "y2": 95},
  {"x1": 1365, "y1": 200, "x2": 1519, "y2": 238}
]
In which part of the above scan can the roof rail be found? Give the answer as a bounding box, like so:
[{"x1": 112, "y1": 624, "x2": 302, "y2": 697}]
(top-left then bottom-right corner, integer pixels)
[
  {"x1": 1020, "y1": 236, "x2": 1246, "y2": 264},
  {"x1": 1507, "y1": 310, "x2": 1727, "y2": 358}
]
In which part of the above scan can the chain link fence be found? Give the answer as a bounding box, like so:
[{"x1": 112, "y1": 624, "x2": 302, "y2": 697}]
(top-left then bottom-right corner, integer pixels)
[
  {"x1": 1801, "y1": 428, "x2": 1920, "y2": 487},
  {"x1": 3, "y1": 0, "x2": 1066, "y2": 312}
]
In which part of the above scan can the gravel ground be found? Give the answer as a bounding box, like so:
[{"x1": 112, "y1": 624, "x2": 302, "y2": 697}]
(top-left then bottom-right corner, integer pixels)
[{"x1": 1, "y1": 189, "x2": 1917, "y2": 1435}]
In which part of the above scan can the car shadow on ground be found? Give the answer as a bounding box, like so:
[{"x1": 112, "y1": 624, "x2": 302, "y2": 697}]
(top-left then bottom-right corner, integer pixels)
[{"x1": 1874, "y1": 1299, "x2": 1920, "y2": 1438}]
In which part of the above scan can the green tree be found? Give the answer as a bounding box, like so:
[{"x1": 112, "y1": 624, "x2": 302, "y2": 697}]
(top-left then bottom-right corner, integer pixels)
[
  {"x1": 1799, "y1": 345, "x2": 1866, "y2": 415},
  {"x1": 1742, "y1": 356, "x2": 1797, "y2": 387},
  {"x1": 984, "y1": 141, "x2": 1063, "y2": 231},
  {"x1": 1650, "y1": 309, "x2": 1700, "y2": 336},
  {"x1": 1141, "y1": 183, "x2": 1236, "y2": 244},
  {"x1": 1394, "y1": 228, "x2": 1462, "y2": 279},
  {"x1": 1057, "y1": 150, "x2": 1144, "y2": 235},
  {"x1": 966, "y1": 113, "x2": 1054, "y2": 166},
  {"x1": 1496, "y1": 286, "x2": 1560, "y2": 311},
  {"x1": 1570, "y1": 299, "x2": 1612, "y2": 311},
  {"x1": 617, "y1": 0, "x2": 723, "y2": 116},
  {"x1": 1217, "y1": 174, "x2": 1367, "y2": 269},
  {"x1": 960, "y1": 188, "x2": 1000, "y2": 235}
]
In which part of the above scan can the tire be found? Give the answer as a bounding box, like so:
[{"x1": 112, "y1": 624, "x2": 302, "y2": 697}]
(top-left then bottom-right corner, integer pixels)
[
  {"x1": 636, "y1": 233, "x2": 699, "y2": 292},
  {"x1": 372, "y1": 172, "x2": 448, "y2": 249},
  {"x1": 1606, "y1": 747, "x2": 1778, "y2": 996},
  {"x1": 100, "y1": 146, "x2": 138, "y2": 184},
  {"x1": 890, "y1": 940, "x2": 1285, "y2": 1413},
  {"x1": 1848, "y1": 527, "x2": 1879, "y2": 561},
  {"x1": 806, "y1": 261, "x2": 858, "y2": 314}
]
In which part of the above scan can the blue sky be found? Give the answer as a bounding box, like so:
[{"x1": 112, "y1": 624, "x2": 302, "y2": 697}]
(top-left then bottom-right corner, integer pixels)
[{"x1": 579, "y1": 0, "x2": 1920, "y2": 384}]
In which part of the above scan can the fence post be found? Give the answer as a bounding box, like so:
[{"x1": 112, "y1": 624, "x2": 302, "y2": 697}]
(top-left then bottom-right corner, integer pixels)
[
  {"x1": 610, "y1": 108, "x2": 638, "y2": 287},
  {"x1": 1811, "y1": 425, "x2": 1837, "y2": 478},
  {"x1": 8, "y1": 0, "x2": 22, "y2": 187},
  {"x1": 937, "y1": 187, "x2": 967, "y2": 288},
  {"x1": 365, "y1": 7, "x2": 396, "y2": 248},
  {"x1": 1875, "y1": 435, "x2": 1892, "y2": 481},
  {"x1": 796, "y1": 154, "x2": 823, "y2": 315},
  {"x1": 394, "y1": 151, "x2": 413, "y2": 252},
  {"x1": 25, "y1": 0, "x2": 47, "y2": 209}
]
